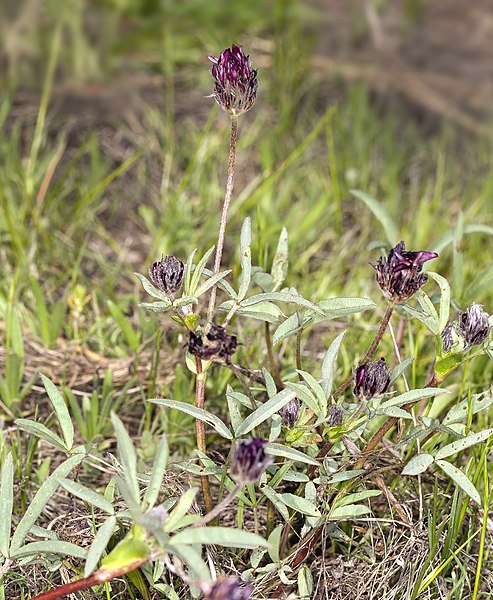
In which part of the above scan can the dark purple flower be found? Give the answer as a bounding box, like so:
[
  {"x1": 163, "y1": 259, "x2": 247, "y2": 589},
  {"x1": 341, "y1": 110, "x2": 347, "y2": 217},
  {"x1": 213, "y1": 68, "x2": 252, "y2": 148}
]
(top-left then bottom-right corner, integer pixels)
[
  {"x1": 205, "y1": 577, "x2": 253, "y2": 600},
  {"x1": 279, "y1": 397, "x2": 301, "y2": 428},
  {"x1": 372, "y1": 241, "x2": 438, "y2": 304},
  {"x1": 327, "y1": 404, "x2": 343, "y2": 427},
  {"x1": 230, "y1": 439, "x2": 273, "y2": 484},
  {"x1": 188, "y1": 324, "x2": 238, "y2": 364},
  {"x1": 209, "y1": 44, "x2": 258, "y2": 117},
  {"x1": 459, "y1": 303, "x2": 490, "y2": 349},
  {"x1": 354, "y1": 358, "x2": 391, "y2": 400},
  {"x1": 149, "y1": 256, "x2": 184, "y2": 295},
  {"x1": 441, "y1": 321, "x2": 459, "y2": 353}
]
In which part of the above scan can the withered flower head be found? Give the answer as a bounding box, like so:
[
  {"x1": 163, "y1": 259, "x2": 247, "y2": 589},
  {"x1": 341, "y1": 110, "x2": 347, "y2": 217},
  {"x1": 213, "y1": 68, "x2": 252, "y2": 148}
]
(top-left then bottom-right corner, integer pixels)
[
  {"x1": 327, "y1": 404, "x2": 343, "y2": 427},
  {"x1": 149, "y1": 256, "x2": 184, "y2": 295},
  {"x1": 459, "y1": 303, "x2": 490, "y2": 349},
  {"x1": 188, "y1": 324, "x2": 238, "y2": 364},
  {"x1": 354, "y1": 358, "x2": 391, "y2": 400},
  {"x1": 230, "y1": 438, "x2": 273, "y2": 484},
  {"x1": 372, "y1": 241, "x2": 438, "y2": 304},
  {"x1": 209, "y1": 44, "x2": 258, "y2": 117},
  {"x1": 204, "y1": 577, "x2": 253, "y2": 600},
  {"x1": 279, "y1": 397, "x2": 301, "y2": 428},
  {"x1": 441, "y1": 321, "x2": 460, "y2": 354}
]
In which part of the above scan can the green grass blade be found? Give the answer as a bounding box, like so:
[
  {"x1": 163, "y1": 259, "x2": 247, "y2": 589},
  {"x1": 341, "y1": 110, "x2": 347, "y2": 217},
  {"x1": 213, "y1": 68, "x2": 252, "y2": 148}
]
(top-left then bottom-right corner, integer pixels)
[
  {"x1": 40, "y1": 374, "x2": 74, "y2": 450},
  {"x1": 0, "y1": 453, "x2": 14, "y2": 558}
]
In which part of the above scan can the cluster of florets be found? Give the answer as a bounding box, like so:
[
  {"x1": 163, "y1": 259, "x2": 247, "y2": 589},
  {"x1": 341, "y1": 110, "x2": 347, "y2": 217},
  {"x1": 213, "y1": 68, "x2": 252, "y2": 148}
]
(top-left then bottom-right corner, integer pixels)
[
  {"x1": 442, "y1": 303, "x2": 490, "y2": 353},
  {"x1": 354, "y1": 358, "x2": 391, "y2": 401},
  {"x1": 373, "y1": 241, "x2": 438, "y2": 304},
  {"x1": 209, "y1": 44, "x2": 258, "y2": 117},
  {"x1": 204, "y1": 577, "x2": 253, "y2": 600},
  {"x1": 230, "y1": 438, "x2": 273, "y2": 484},
  {"x1": 188, "y1": 323, "x2": 238, "y2": 364},
  {"x1": 149, "y1": 255, "x2": 184, "y2": 295},
  {"x1": 279, "y1": 397, "x2": 301, "y2": 428}
]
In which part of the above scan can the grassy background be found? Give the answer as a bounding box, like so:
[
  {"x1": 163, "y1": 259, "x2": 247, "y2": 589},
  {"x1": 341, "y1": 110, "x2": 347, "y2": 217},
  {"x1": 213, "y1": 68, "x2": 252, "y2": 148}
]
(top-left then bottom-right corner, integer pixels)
[{"x1": 1, "y1": 0, "x2": 493, "y2": 597}]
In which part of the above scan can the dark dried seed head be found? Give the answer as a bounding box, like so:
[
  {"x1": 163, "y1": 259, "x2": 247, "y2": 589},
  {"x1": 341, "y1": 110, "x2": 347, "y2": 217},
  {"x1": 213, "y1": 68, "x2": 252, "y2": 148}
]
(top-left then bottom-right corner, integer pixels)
[
  {"x1": 459, "y1": 303, "x2": 490, "y2": 348},
  {"x1": 279, "y1": 398, "x2": 301, "y2": 428}
]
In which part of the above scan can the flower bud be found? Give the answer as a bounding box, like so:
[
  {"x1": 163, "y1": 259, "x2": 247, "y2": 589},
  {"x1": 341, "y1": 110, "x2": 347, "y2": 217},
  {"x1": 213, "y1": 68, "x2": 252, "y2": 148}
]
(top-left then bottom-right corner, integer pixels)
[
  {"x1": 372, "y1": 241, "x2": 438, "y2": 304},
  {"x1": 459, "y1": 303, "x2": 490, "y2": 349},
  {"x1": 230, "y1": 439, "x2": 273, "y2": 484},
  {"x1": 441, "y1": 321, "x2": 464, "y2": 354},
  {"x1": 209, "y1": 44, "x2": 258, "y2": 117},
  {"x1": 149, "y1": 256, "x2": 184, "y2": 295},
  {"x1": 354, "y1": 358, "x2": 390, "y2": 400},
  {"x1": 327, "y1": 404, "x2": 343, "y2": 427},
  {"x1": 279, "y1": 397, "x2": 301, "y2": 428},
  {"x1": 204, "y1": 577, "x2": 253, "y2": 600}
]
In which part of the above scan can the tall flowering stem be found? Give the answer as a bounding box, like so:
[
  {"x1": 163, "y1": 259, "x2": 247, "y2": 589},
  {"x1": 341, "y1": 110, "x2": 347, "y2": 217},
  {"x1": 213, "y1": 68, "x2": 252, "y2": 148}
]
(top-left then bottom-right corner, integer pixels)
[
  {"x1": 195, "y1": 357, "x2": 213, "y2": 513},
  {"x1": 207, "y1": 116, "x2": 238, "y2": 325}
]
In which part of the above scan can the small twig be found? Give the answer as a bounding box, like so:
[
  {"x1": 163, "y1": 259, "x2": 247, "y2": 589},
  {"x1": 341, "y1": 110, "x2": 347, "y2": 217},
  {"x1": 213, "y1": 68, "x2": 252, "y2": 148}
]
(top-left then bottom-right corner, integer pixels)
[
  {"x1": 265, "y1": 322, "x2": 283, "y2": 387},
  {"x1": 195, "y1": 357, "x2": 213, "y2": 514},
  {"x1": 207, "y1": 117, "x2": 238, "y2": 325},
  {"x1": 192, "y1": 483, "x2": 241, "y2": 528}
]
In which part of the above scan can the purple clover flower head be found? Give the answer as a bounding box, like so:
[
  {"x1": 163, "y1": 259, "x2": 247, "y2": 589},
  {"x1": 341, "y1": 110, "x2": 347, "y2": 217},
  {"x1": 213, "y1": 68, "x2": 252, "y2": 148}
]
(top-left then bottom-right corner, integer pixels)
[
  {"x1": 149, "y1": 256, "x2": 184, "y2": 295},
  {"x1": 441, "y1": 321, "x2": 461, "y2": 354},
  {"x1": 209, "y1": 44, "x2": 258, "y2": 117},
  {"x1": 354, "y1": 358, "x2": 391, "y2": 400},
  {"x1": 372, "y1": 241, "x2": 438, "y2": 304},
  {"x1": 459, "y1": 303, "x2": 490, "y2": 349},
  {"x1": 204, "y1": 577, "x2": 253, "y2": 600},
  {"x1": 230, "y1": 439, "x2": 273, "y2": 484},
  {"x1": 279, "y1": 397, "x2": 301, "y2": 428}
]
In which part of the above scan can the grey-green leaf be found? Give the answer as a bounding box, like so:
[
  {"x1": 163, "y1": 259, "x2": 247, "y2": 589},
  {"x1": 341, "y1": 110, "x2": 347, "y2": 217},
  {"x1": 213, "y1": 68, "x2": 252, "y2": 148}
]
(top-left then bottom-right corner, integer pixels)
[
  {"x1": 11, "y1": 540, "x2": 86, "y2": 560},
  {"x1": 40, "y1": 374, "x2": 74, "y2": 450},
  {"x1": 10, "y1": 454, "x2": 85, "y2": 552},
  {"x1": 236, "y1": 388, "x2": 297, "y2": 435},
  {"x1": 280, "y1": 493, "x2": 321, "y2": 517},
  {"x1": 321, "y1": 331, "x2": 346, "y2": 396},
  {"x1": 435, "y1": 429, "x2": 493, "y2": 460},
  {"x1": 436, "y1": 460, "x2": 481, "y2": 504},
  {"x1": 238, "y1": 217, "x2": 252, "y2": 302},
  {"x1": 402, "y1": 453, "x2": 434, "y2": 476},
  {"x1": 111, "y1": 413, "x2": 140, "y2": 505},
  {"x1": 329, "y1": 504, "x2": 372, "y2": 520},
  {"x1": 351, "y1": 189, "x2": 399, "y2": 243},
  {"x1": 149, "y1": 399, "x2": 233, "y2": 439},
  {"x1": 59, "y1": 479, "x2": 114, "y2": 514},
  {"x1": 267, "y1": 443, "x2": 319, "y2": 466},
  {"x1": 143, "y1": 436, "x2": 169, "y2": 509},
  {"x1": 271, "y1": 227, "x2": 289, "y2": 290},
  {"x1": 0, "y1": 453, "x2": 14, "y2": 557},
  {"x1": 170, "y1": 527, "x2": 268, "y2": 548},
  {"x1": 84, "y1": 516, "x2": 117, "y2": 577},
  {"x1": 134, "y1": 273, "x2": 171, "y2": 303},
  {"x1": 15, "y1": 419, "x2": 67, "y2": 453}
]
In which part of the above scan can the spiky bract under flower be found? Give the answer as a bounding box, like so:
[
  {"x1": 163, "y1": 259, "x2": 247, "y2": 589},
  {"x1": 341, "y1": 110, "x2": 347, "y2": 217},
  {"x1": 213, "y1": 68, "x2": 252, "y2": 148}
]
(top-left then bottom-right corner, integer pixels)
[
  {"x1": 149, "y1": 255, "x2": 184, "y2": 295},
  {"x1": 204, "y1": 577, "x2": 253, "y2": 600},
  {"x1": 372, "y1": 241, "x2": 438, "y2": 304},
  {"x1": 354, "y1": 358, "x2": 391, "y2": 400},
  {"x1": 209, "y1": 44, "x2": 258, "y2": 117},
  {"x1": 230, "y1": 438, "x2": 273, "y2": 484}
]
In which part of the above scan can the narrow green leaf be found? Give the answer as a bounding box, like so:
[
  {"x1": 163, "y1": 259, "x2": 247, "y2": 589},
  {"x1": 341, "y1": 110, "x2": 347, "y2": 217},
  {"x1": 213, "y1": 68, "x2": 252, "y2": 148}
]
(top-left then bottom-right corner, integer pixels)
[
  {"x1": 149, "y1": 399, "x2": 233, "y2": 439},
  {"x1": 236, "y1": 388, "x2": 297, "y2": 435},
  {"x1": 271, "y1": 227, "x2": 288, "y2": 290},
  {"x1": 376, "y1": 406, "x2": 414, "y2": 419},
  {"x1": 261, "y1": 486, "x2": 289, "y2": 521},
  {"x1": 427, "y1": 272, "x2": 451, "y2": 332},
  {"x1": 15, "y1": 419, "x2": 67, "y2": 452},
  {"x1": 40, "y1": 374, "x2": 74, "y2": 450},
  {"x1": 333, "y1": 490, "x2": 381, "y2": 508},
  {"x1": 184, "y1": 249, "x2": 198, "y2": 295},
  {"x1": 435, "y1": 429, "x2": 493, "y2": 460},
  {"x1": 143, "y1": 436, "x2": 169, "y2": 509},
  {"x1": 170, "y1": 527, "x2": 268, "y2": 548},
  {"x1": 389, "y1": 357, "x2": 414, "y2": 385},
  {"x1": 267, "y1": 524, "x2": 283, "y2": 563},
  {"x1": 84, "y1": 516, "x2": 117, "y2": 577},
  {"x1": 241, "y1": 292, "x2": 323, "y2": 315},
  {"x1": 321, "y1": 331, "x2": 346, "y2": 396},
  {"x1": 329, "y1": 504, "x2": 371, "y2": 520},
  {"x1": 164, "y1": 488, "x2": 198, "y2": 532},
  {"x1": 267, "y1": 443, "x2": 319, "y2": 466},
  {"x1": 219, "y1": 299, "x2": 285, "y2": 323},
  {"x1": 280, "y1": 493, "x2": 321, "y2": 517},
  {"x1": 284, "y1": 382, "x2": 319, "y2": 415},
  {"x1": 272, "y1": 312, "x2": 305, "y2": 345},
  {"x1": 134, "y1": 273, "x2": 170, "y2": 303},
  {"x1": 59, "y1": 479, "x2": 114, "y2": 514},
  {"x1": 296, "y1": 370, "x2": 327, "y2": 415},
  {"x1": 311, "y1": 297, "x2": 376, "y2": 321},
  {"x1": 350, "y1": 189, "x2": 399, "y2": 243},
  {"x1": 238, "y1": 217, "x2": 252, "y2": 302},
  {"x1": 194, "y1": 270, "x2": 231, "y2": 298},
  {"x1": 436, "y1": 460, "x2": 481, "y2": 504},
  {"x1": 0, "y1": 453, "x2": 14, "y2": 557},
  {"x1": 379, "y1": 388, "x2": 445, "y2": 409},
  {"x1": 111, "y1": 413, "x2": 140, "y2": 505},
  {"x1": 189, "y1": 247, "x2": 215, "y2": 295},
  {"x1": 402, "y1": 453, "x2": 434, "y2": 476},
  {"x1": 11, "y1": 540, "x2": 86, "y2": 560},
  {"x1": 401, "y1": 304, "x2": 439, "y2": 335},
  {"x1": 10, "y1": 455, "x2": 85, "y2": 551},
  {"x1": 444, "y1": 392, "x2": 493, "y2": 425},
  {"x1": 171, "y1": 544, "x2": 211, "y2": 582}
]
